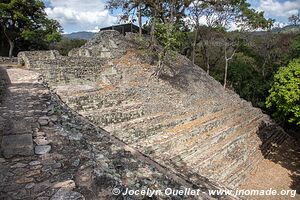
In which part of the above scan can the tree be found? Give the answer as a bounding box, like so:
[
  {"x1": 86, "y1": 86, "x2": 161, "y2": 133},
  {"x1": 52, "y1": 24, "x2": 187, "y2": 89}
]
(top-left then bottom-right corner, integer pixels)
[
  {"x1": 106, "y1": 0, "x2": 144, "y2": 36},
  {"x1": 186, "y1": 0, "x2": 273, "y2": 77},
  {"x1": 288, "y1": 13, "x2": 300, "y2": 26},
  {"x1": 188, "y1": 0, "x2": 204, "y2": 65},
  {"x1": 266, "y1": 59, "x2": 300, "y2": 126},
  {"x1": 223, "y1": 36, "x2": 238, "y2": 88},
  {"x1": 0, "y1": 0, "x2": 61, "y2": 57},
  {"x1": 152, "y1": 21, "x2": 185, "y2": 77},
  {"x1": 51, "y1": 38, "x2": 87, "y2": 56}
]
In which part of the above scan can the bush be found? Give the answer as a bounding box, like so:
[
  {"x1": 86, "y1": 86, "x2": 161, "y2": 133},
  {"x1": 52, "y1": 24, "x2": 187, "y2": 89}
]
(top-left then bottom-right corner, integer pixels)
[{"x1": 266, "y1": 59, "x2": 300, "y2": 126}]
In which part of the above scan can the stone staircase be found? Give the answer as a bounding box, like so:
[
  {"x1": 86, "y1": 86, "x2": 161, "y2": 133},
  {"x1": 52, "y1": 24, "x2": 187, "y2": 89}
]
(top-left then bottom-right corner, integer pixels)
[{"x1": 18, "y1": 30, "x2": 289, "y2": 190}]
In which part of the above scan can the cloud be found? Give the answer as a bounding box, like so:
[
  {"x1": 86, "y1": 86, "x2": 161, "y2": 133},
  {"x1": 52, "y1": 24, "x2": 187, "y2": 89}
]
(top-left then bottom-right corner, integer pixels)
[
  {"x1": 44, "y1": 0, "x2": 117, "y2": 33},
  {"x1": 258, "y1": 0, "x2": 300, "y2": 18}
]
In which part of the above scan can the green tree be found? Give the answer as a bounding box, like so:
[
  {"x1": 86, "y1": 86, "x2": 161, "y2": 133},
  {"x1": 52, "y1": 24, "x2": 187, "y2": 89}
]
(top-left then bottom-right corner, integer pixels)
[
  {"x1": 0, "y1": 0, "x2": 62, "y2": 57},
  {"x1": 152, "y1": 21, "x2": 185, "y2": 77},
  {"x1": 51, "y1": 38, "x2": 87, "y2": 56},
  {"x1": 266, "y1": 59, "x2": 300, "y2": 126}
]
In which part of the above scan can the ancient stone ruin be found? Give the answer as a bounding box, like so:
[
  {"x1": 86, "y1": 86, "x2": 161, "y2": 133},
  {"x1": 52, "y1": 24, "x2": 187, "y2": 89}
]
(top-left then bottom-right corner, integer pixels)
[{"x1": 0, "y1": 30, "x2": 289, "y2": 199}]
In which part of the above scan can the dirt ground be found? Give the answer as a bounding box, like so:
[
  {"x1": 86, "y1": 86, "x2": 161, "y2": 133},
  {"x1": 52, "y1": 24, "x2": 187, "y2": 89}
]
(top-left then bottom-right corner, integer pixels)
[{"x1": 240, "y1": 137, "x2": 300, "y2": 200}]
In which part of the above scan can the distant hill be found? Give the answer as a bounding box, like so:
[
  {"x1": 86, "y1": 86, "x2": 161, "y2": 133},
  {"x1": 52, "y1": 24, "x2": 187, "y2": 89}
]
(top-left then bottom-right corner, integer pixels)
[
  {"x1": 63, "y1": 31, "x2": 95, "y2": 40},
  {"x1": 272, "y1": 25, "x2": 300, "y2": 34}
]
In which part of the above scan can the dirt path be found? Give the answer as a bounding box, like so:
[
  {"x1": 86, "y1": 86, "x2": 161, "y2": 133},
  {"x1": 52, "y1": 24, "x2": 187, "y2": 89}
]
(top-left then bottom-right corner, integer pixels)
[{"x1": 240, "y1": 138, "x2": 300, "y2": 200}]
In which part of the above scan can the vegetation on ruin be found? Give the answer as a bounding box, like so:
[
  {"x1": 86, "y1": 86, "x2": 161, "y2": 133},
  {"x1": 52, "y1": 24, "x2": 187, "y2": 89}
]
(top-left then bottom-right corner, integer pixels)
[
  {"x1": 0, "y1": 0, "x2": 299, "y2": 130},
  {"x1": 107, "y1": 0, "x2": 300, "y2": 130}
]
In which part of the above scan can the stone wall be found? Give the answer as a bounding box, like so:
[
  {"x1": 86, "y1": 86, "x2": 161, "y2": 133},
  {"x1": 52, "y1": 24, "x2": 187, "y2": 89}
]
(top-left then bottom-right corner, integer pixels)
[
  {"x1": 0, "y1": 67, "x2": 9, "y2": 103},
  {"x1": 0, "y1": 57, "x2": 18, "y2": 65},
  {"x1": 17, "y1": 50, "x2": 60, "y2": 68},
  {"x1": 27, "y1": 57, "x2": 110, "y2": 85},
  {"x1": 16, "y1": 30, "x2": 289, "y2": 190},
  {"x1": 68, "y1": 30, "x2": 132, "y2": 59}
]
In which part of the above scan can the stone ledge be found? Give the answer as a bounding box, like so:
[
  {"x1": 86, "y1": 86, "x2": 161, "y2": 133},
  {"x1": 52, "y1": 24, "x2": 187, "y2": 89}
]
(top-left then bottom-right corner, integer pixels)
[{"x1": 1, "y1": 134, "x2": 34, "y2": 158}]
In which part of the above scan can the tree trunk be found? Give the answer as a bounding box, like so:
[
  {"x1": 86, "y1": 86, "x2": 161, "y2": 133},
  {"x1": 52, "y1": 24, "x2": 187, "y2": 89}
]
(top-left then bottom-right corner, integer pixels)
[
  {"x1": 224, "y1": 58, "x2": 228, "y2": 88},
  {"x1": 206, "y1": 58, "x2": 210, "y2": 75},
  {"x1": 138, "y1": 4, "x2": 142, "y2": 36},
  {"x1": 8, "y1": 39, "x2": 14, "y2": 58},
  {"x1": 192, "y1": 28, "x2": 198, "y2": 65}
]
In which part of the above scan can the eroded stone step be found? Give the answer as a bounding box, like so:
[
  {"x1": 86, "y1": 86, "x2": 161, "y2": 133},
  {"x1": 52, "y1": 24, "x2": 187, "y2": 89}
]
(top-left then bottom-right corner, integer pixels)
[
  {"x1": 139, "y1": 102, "x2": 238, "y2": 151},
  {"x1": 165, "y1": 106, "x2": 261, "y2": 164},
  {"x1": 85, "y1": 107, "x2": 145, "y2": 127},
  {"x1": 185, "y1": 114, "x2": 264, "y2": 170},
  {"x1": 108, "y1": 99, "x2": 224, "y2": 144},
  {"x1": 65, "y1": 89, "x2": 138, "y2": 111},
  {"x1": 1, "y1": 134, "x2": 34, "y2": 158},
  {"x1": 209, "y1": 133, "x2": 262, "y2": 181},
  {"x1": 154, "y1": 103, "x2": 254, "y2": 161}
]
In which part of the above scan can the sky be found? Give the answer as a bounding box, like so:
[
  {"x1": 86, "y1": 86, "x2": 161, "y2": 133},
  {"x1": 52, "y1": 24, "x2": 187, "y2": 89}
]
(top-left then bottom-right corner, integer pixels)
[{"x1": 42, "y1": 0, "x2": 300, "y2": 33}]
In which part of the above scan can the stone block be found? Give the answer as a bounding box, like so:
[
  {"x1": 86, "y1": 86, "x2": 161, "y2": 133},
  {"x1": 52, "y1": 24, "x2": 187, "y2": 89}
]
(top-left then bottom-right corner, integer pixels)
[
  {"x1": 11, "y1": 120, "x2": 32, "y2": 134},
  {"x1": 1, "y1": 134, "x2": 34, "y2": 158}
]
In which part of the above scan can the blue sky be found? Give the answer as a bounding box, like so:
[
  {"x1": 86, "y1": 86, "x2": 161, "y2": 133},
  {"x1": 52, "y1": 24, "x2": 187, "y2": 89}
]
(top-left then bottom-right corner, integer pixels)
[{"x1": 42, "y1": 0, "x2": 300, "y2": 33}]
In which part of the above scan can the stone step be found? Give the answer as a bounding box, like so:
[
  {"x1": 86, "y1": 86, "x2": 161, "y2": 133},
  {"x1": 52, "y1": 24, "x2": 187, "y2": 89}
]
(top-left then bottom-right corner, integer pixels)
[
  {"x1": 225, "y1": 129, "x2": 288, "y2": 189},
  {"x1": 1, "y1": 134, "x2": 34, "y2": 158},
  {"x1": 110, "y1": 99, "x2": 224, "y2": 144},
  {"x1": 163, "y1": 105, "x2": 260, "y2": 164},
  {"x1": 222, "y1": 144, "x2": 264, "y2": 188},
  {"x1": 156, "y1": 103, "x2": 253, "y2": 161},
  {"x1": 66, "y1": 89, "x2": 137, "y2": 111},
  {"x1": 207, "y1": 131, "x2": 263, "y2": 182},
  {"x1": 184, "y1": 113, "x2": 264, "y2": 170},
  {"x1": 138, "y1": 102, "x2": 239, "y2": 151},
  {"x1": 259, "y1": 128, "x2": 288, "y2": 156},
  {"x1": 85, "y1": 106, "x2": 145, "y2": 126}
]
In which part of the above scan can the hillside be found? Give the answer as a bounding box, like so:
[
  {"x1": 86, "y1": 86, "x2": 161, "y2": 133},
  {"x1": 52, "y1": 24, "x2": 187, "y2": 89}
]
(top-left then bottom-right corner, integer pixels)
[{"x1": 63, "y1": 31, "x2": 95, "y2": 40}]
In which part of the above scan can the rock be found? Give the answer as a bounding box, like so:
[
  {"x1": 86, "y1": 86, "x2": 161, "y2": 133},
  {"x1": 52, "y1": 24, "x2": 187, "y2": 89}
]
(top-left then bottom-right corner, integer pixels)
[
  {"x1": 34, "y1": 137, "x2": 50, "y2": 145},
  {"x1": 53, "y1": 180, "x2": 76, "y2": 190},
  {"x1": 71, "y1": 159, "x2": 80, "y2": 167},
  {"x1": 25, "y1": 169, "x2": 41, "y2": 177},
  {"x1": 49, "y1": 115, "x2": 58, "y2": 122},
  {"x1": 38, "y1": 116, "x2": 49, "y2": 126},
  {"x1": 35, "y1": 145, "x2": 51, "y2": 155},
  {"x1": 25, "y1": 183, "x2": 35, "y2": 189},
  {"x1": 11, "y1": 120, "x2": 32, "y2": 134},
  {"x1": 68, "y1": 132, "x2": 82, "y2": 141},
  {"x1": 0, "y1": 158, "x2": 6, "y2": 163},
  {"x1": 29, "y1": 160, "x2": 41, "y2": 166},
  {"x1": 11, "y1": 162, "x2": 27, "y2": 168},
  {"x1": 16, "y1": 177, "x2": 34, "y2": 184},
  {"x1": 2, "y1": 134, "x2": 34, "y2": 158},
  {"x1": 50, "y1": 189, "x2": 85, "y2": 200},
  {"x1": 33, "y1": 131, "x2": 46, "y2": 137},
  {"x1": 52, "y1": 162, "x2": 62, "y2": 169}
]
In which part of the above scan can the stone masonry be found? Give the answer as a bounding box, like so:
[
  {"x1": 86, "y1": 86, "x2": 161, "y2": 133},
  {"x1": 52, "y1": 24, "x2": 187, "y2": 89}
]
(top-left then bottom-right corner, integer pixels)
[
  {"x1": 0, "y1": 67, "x2": 228, "y2": 199},
  {"x1": 10, "y1": 30, "x2": 289, "y2": 196}
]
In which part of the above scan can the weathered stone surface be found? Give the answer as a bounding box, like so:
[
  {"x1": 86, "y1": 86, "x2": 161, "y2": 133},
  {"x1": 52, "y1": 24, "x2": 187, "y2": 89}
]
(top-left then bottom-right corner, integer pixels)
[
  {"x1": 35, "y1": 145, "x2": 51, "y2": 155},
  {"x1": 29, "y1": 161, "x2": 41, "y2": 166},
  {"x1": 11, "y1": 163, "x2": 27, "y2": 168},
  {"x1": 53, "y1": 180, "x2": 76, "y2": 190},
  {"x1": 0, "y1": 66, "x2": 223, "y2": 200},
  {"x1": 1, "y1": 134, "x2": 34, "y2": 158},
  {"x1": 38, "y1": 116, "x2": 49, "y2": 126},
  {"x1": 11, "y1": 120, "x2": 32, "y2": 134},
  {"x1": 50, "y1": 189, "x2": 85, "y2": 200},
  {"x1": 34, "y1": 136, "x2": 50, "y2": 145},
  {"x1": 0, "y1": 30, "x2": 290, "y2": 200}
]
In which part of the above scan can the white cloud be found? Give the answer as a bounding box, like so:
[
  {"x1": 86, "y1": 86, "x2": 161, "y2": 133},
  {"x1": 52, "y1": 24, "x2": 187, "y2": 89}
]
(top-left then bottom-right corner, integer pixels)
[
  {"x1": 44, "y1": 0, "x2": 117, "y2": 33},
  {"x1": 258, "y1": 0, "x2": 300, "y2": 18}
]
